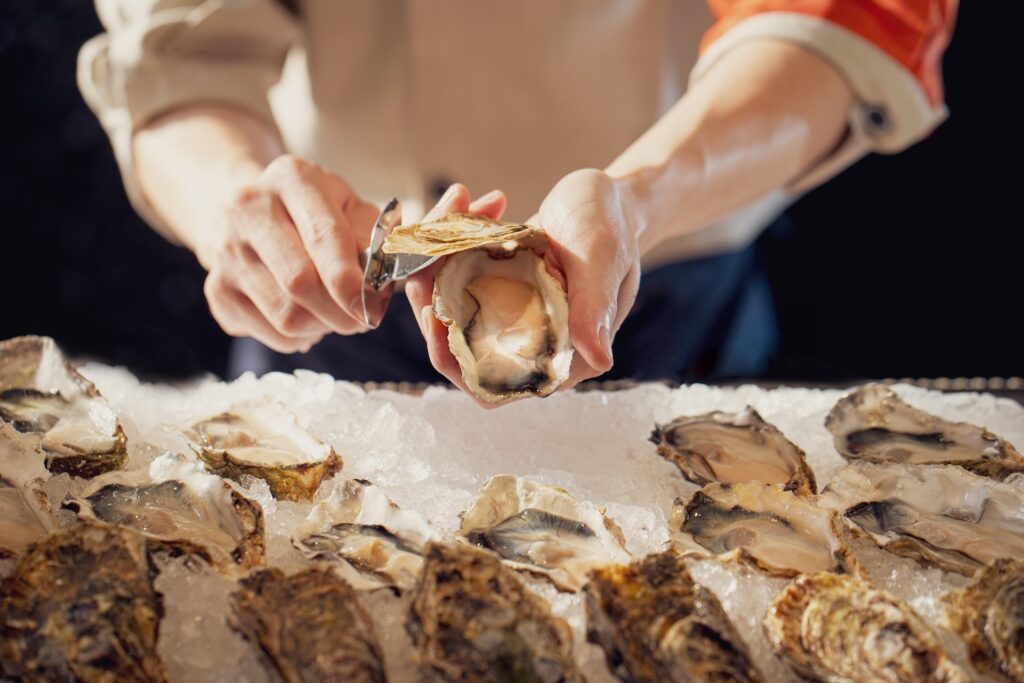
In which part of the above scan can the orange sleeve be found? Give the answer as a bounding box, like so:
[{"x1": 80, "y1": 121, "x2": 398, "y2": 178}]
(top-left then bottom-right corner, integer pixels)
[{"x1": 702, "y1": 1, "x2": 957, "y2": 106}]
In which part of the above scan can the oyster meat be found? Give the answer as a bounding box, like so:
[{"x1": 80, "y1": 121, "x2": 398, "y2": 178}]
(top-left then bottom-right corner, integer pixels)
[
  {"x1": 0, "y1": 335, "x2": 126, "y2": 477},
  {"x1": 584, "y1": 550, "x2": 764, "y2": 683},
  {"x1": 293, "y1": 478, "x2": 438, "y2": 591},
  {"x1": 231, "y1": 567, "x2": 386, "y2": 683},
  {"x1": 651, "y1": 408, "x2": 817, "y2": 495},
  {"x1": 821, "y1": 462, "x2": 1024, "y2": 575},
  {"x1": 826, "y1": 383, "x2": 1024, "y2": 480},
  {"x1": 945, "y1": 559, "x2": 1024, "y2": 683},
  {"x1": 408, "y1": 541, "x2": 583, "y2": 682},
  {"x1": 672, "y1": 481, "x2": 859, "y2": 577},
  {"x1": 63, "y1": 452, "x2": 265, "y2": 570},
  {"x1": 186, "y1": 402, "x2": 341, "y2": 502},
  {"x1": 0, "y1": 431, "x2": 53, "y2": 558},
  {"x1": 766, "y1": 572, "x2": 969, "y2": 683},
  {"x1": 383, "y1": 214, "x2": 573, "y2": 403},
  {"x1": 458, "y1": 474, "x2": 631, "y2": 591},
  {"x1": 0, "y1": 522, "x2": 168, "y2": 682}
]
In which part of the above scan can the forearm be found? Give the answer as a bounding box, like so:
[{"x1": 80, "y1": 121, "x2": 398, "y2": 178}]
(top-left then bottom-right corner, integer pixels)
[{"x1": 607, "y1": 40, "x2": 853, "y2": 255}]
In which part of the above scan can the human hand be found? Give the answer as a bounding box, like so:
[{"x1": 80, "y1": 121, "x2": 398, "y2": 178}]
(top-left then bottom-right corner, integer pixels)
[{"x1": 198, "y1": 155, "x2": 380, "y2": 353}]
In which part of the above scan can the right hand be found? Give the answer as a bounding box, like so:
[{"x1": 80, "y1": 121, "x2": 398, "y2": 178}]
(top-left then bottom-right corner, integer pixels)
[{"x1": 198, "y1": 155, "x2": 380, "y2": 353}]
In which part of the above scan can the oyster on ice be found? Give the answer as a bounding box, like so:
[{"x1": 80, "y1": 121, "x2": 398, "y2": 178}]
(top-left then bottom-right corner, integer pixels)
[
  {"x1": 293, "y1": 478, "x2": 438, "y2": 591},
  {"x1": 821, "y1": 462, "x2": 1024, "y2": 576},
  {"x1": 765, "y1": 572, "x2": 969, "y2": 683},
  {"x1": 672, "y1": 481, "x2": 859, "y2": 577},
  {"x1": 186, "y1": 402, "x2": 341, "y2": 502},
  {"x1": 63, "y1": 452, "x2": 265, "y2": 570},
  {"x1": 651, "y1": 408, "x2": 817, "y2": 495},
  {"x1": 407, "y1": 541, "x2": 583, "y2": 683},
  {"x1": 0, "y1": 430, "x2": 53, "y2": 558},
  {"x1": 584, "y1": 550, "x2": 764, "y2": 683},
  {"x1": 825, "y1": 383, "x2": 1024, "y2": 480},
  {"x1": 458, "y1": 474, "x2": 631, "y2": 591},
  {"x1": 944, "y1": 559, "x2": 1024, "y2": 683},
  {"x1": 0, "y1": 522, "x2": 168, "y2": 682},
  {"x1": 230, "y1": 567, "x2": 386, "y2": 683},
  {"x1": 383, "y1": 214, "x2": 573, "y2": 403},
  {"x1": 0, "y1": 335, "x2": 126, "y2": 478}
]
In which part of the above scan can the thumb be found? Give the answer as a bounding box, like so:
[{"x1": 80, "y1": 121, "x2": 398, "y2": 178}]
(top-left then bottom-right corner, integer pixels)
[{"x1": 550, "y1": 247, "x2": 617, "y2": 373}]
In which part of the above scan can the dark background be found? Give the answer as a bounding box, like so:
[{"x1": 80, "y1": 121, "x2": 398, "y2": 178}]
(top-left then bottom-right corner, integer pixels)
[{"x1": 1, "y1": 2, "x2": 1020, "y2": 383}]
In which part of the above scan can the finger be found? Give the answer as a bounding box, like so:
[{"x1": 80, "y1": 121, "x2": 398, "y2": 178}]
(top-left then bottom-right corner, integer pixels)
[
  {"x1": 419, "y1": 305, "x2": 468, "y2": 390},
  {"x1": 206, "y1": 275, "x2": 320, "y2": 354},
  {"x1": 424, "y1": 183, "x2": 473, "y2": 221},
  {"x1": 468, "y1": 189, "x2": 507, "y2": 220},
  {"x1": 233, "y1": 245, "x2": 332, "y2": 339}
]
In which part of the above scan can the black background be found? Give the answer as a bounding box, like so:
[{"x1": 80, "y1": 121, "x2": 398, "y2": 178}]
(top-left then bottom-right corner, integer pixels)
[{"x1": 1, "y1": 2, "x2": 1020, "y2": 383}]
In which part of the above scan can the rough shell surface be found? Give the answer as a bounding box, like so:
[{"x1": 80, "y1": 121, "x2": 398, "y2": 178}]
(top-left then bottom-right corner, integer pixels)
[{"x1": 382, "y1": 213, "x2": 546, "y2": 256}]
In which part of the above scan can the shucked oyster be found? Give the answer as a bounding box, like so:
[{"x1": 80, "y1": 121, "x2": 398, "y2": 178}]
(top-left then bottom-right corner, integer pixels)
[
  {"x1": 651, "y1": 408, "x2": 817, "y2": 495},
  {"x1": 407, "y1": 541, "x2": 583, "y2": 682},
  {"x1": 672, "y1": 481, "x2": 859, "y2": 577},
  {"x1": 944, "y1": 559, "x2": 1024, "y2": 683},
  {"x1": 293, "y1": 478, "x2": 438, "y2": 591},
  {"x1": 383, "y1": 214, "x2": 573, "y2": 403},
  {"x1": 230, "y1": 567, "x2": 386, "y2": 683},
  {"x1": 0, "y1": 335, "x2": 126, "y2": 477},
  {"x1": 186, "y1": 402, "x2": 341, "y2": 502},
  {"x1": 765, "y1": 572, "x2": 968, "y2": 683},
  {"x1": 826, "y1": 384, "x2": 1024, "y2": 480},
  {"x1": 821, "y1": 462, "x2": 1024, "y2": 576},
  {"x1": 0, "y1": 428, "x2": 53, "y2": 558},
  {"x1": 585, "y1": 550, "x2": 764, "y2": 683},
  {"x1": 458, "y1": 474, "x2": 631, "y2": 591}
]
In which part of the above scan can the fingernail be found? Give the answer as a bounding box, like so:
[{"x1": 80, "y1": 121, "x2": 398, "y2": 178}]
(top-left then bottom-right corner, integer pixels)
[
  {"x1": 596, "y1": 314, "x2": 614, "y2": 369},
  {"x1": 474, "y1": 189, "x2": 501, "y2": 205},
  {"x1": 439, "y1": 183, "x2": 459, "y2": 206}
]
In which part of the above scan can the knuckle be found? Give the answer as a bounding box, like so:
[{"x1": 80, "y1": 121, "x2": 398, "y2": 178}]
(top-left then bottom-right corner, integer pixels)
[
  {"x1": 275, "y1": 303, "x2": 309, "y2": 335},
  {"x1": 225, "y1": 185, "x2": 267, "y2": 214},
  {"x1": 283, "y1": 266, "x2": 317, "y2": 298}
]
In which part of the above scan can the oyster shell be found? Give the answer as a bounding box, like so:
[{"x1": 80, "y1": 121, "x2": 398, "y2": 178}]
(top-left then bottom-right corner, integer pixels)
[
  {"x1": 584, "y1": 550, "x2": 764, "y2": 683},
  {"x1": 651, "y1": 408, "x2": 817, "y2": 495},
  {"x1": 765, "y1": 572, "x2": 969, "y2": 683},
  {"x1": 384, "y1": 214, "x2": 573, "y2": 403},
  {"x1": 230, "y1": 567, "x2": 386, "y2": 683},
  {"x1": 825, "y1": 384, "x2": 1024, "y2": 480},
  {"x1": 63, "y1": 452, "x2": 265, "y2": 570},
  {"x1": 820, "y1": 462, "x2": 1024, "y2": 575},
  {"x1": 0, "y1": 428, "x2": 53, "y2": 558},
  {"x1": 292, "y1": 478, "x2": 438, "y2": 591},
  {"x1": 0, "y1": 522, "x2": 168, "y2": 682},
  {"x1": 672, "y1": 481, "x2": 859, "y2": 577},
  {"x1": 0, "y1": 335, "x2": 126, "y2": 477},
  {"x1": 186, "y1": 402, "x2": 341, "y2": 502},
  {"x1": 458, "y1": 474, "x2": 631, "y2": 591},
  {"x1": 407, "y1": 541, "x2": 583, "y2": 682},
  {"x1": 944, "y1": 559, "x2": 1024, "y2": 683}
]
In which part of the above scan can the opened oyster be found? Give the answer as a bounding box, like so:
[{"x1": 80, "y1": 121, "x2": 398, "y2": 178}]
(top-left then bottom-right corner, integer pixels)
[
  {"x1": 383, "y1": 214, "x2": 573, "y2": 403},
  {"x1": 230, "y1": 567, "x2": 385, "y2": 683},
  {"x1": 293, "y1": 478, "x2": 438, "y2": 591},
  {"x1": 651, "y1": 408, "x2": 817, "y2": 495},
  {"x1": 766, "y1": 572, "x2": 968, "y2": 683},
  {"x1": 672, "y1": 481, "x2": 859, "y2": 577},
  {"x1": 0, "y1": 335, "x2": 126, "y2": 477},
  {"x1": 826, "y1": 384, "x2": 1024, "y2": 480},
  {"x1": 63, "y1": 452, "x2": 264, "y2": 570},
  {"x1": 0, "y1": 429, "x2": 53, "y2": 558},
  {"x1": 821, "y1": 462, "x2": 1024, "y2": 575},
  {"x1": 186, "y1": 402, "x2": 341, "y2": 502},
  {"x1": 408, "y1": 541, "x2": 583, "y2": 682},
  {"x1": 585, "y1": 550, "x2": 764, "y2": 683},
  {"x1": 0, "y1": 522, "x2": 168, "y2": 682},
  {"x1": 458, "y1": 474, "x2": 631, "y2": 591},
  {"x1": 945, "y1": 559, "x2": 1024, "y2": 683}
]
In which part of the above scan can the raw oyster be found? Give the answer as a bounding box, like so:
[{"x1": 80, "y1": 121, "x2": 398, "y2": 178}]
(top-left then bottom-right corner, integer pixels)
[
  {"x1": 186, "y1": 402, "x2": 341, "y2": 502},
  {"x1": 407, "y1": 541, "x2": 583, "y2": 682},
  {"x1": 651, "y1": 408, "x2": 817, "y2": 495},
  {"x1": 0, "y1": 429, "x2": 53, "y2": 558},
  {"x1": 293, "y1": 478, "x2": 438, "y2": 591},
  {"x1": 458, "y1": 474, "x2": 631, "y2": 591},
  {"x1": 945, "y1": 559, "x2": 1024, "y2": 683},
  {"x1": 584, "y1": 550, "x2": 764, "y2": 683},
  {"x1": 63, "y1": 452, "x2": 265, "y2": 570},
  {"x1": 765, "y1": 572, "x2": 969, "y2": 683},
  {"x1": 826, "y1": 383, "x2": 1024, "y2": 480},
  {"x1": 230, "y1": 567, "x2": 386, "y2": 683},
  {"x1": 0, "y1": 522, "x2": 168, "y2": 682},
  {"x1": 384, "y1": 214, "x2": 573, "y2": 403},
  {"x1": 672, "y1": 481, "x2": 859, "y2": 577},
  {"x1": 820, "y1": 462, "x2": 1024, "y2": 575},
  {"x1": 0, "y1": 335, "x2": 126, "y2": 477}
]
